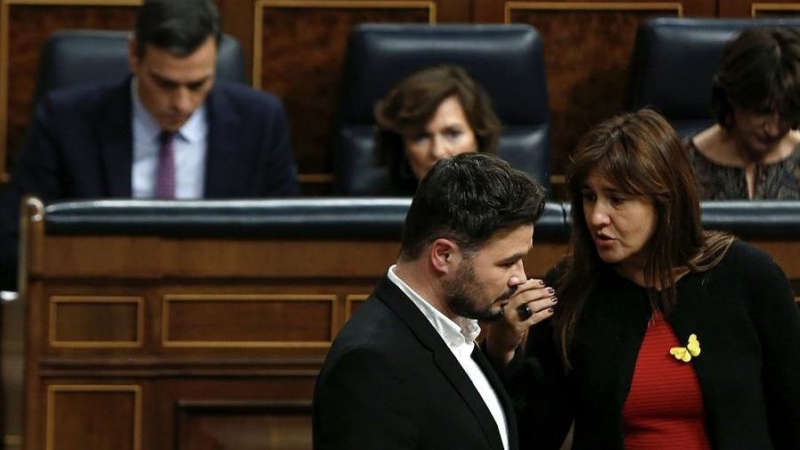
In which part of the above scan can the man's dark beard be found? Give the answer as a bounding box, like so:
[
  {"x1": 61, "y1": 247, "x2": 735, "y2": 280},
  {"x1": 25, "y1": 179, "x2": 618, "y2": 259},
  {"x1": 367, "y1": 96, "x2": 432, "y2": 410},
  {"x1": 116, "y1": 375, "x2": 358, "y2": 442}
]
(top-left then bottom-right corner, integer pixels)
[{"x1": 445, "y1": 262, "x2": 517, "y2": 321}]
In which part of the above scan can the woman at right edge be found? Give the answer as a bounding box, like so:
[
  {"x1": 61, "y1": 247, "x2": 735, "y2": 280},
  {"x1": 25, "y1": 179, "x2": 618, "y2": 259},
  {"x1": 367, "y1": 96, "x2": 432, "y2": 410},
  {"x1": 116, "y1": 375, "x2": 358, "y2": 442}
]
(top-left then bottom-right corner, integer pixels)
[
  {"x1": 688, "y1": 27, "x2": 800, "y2": 200},
  {"x1": 485, "y1": 109, "x2": 800, "y2": 449}
]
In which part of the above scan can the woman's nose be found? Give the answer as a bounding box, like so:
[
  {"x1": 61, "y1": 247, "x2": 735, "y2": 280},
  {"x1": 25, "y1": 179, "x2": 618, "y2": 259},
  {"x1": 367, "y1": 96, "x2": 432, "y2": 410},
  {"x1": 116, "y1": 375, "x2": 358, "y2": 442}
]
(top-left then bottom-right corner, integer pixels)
[
  {"x1": 430, "y1": 136, "x2": 450, "y2": 159},
  {"x1": 587, "y1": 204, "x2": 610, "y2": 227},
  {"x1": 763, "y1": 114, "x2": 783, "y2": 137}
]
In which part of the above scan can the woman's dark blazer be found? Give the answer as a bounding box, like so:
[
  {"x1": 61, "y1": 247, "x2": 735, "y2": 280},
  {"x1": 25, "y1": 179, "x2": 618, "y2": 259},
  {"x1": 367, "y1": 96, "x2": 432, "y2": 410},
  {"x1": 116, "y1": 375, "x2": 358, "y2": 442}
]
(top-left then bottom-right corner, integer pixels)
[{"x1": 505, "y1": 241, "x2": 800, "y2": 450}]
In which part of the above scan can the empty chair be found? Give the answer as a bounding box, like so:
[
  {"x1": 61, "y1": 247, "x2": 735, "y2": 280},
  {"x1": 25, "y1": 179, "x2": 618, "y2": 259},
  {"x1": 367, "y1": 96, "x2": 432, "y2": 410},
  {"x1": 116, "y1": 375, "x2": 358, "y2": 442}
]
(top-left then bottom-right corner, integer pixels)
[
  {"x1": 335, "y1": 23, "x2": 552, "y2": 195},
  {"x1": 628, "y1": 17, "x2": 800, "y2": 137}
]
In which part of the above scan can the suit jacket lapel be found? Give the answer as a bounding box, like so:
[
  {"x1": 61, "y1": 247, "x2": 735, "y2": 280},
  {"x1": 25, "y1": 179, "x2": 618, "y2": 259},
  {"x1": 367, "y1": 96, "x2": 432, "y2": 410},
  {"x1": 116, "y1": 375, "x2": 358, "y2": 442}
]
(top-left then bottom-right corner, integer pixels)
[
  {"x1": 668, "y1": 274, "x2": 704, "y2": 357},
  {"x1": 98, "y1": 80, "x2": 134, "y2": 197},
  {"x1": 667, "y1": 273, "x2": 714, "y2": 403},
  {"x1": 375, "y1": 276, "x2": 508, "y2": 450},
  {"x1": 204, "y1": 84, "x2": 243, "y2": 198},
  {"x1": 573, "y1": 272, "x2": 650, "y2": 447}
]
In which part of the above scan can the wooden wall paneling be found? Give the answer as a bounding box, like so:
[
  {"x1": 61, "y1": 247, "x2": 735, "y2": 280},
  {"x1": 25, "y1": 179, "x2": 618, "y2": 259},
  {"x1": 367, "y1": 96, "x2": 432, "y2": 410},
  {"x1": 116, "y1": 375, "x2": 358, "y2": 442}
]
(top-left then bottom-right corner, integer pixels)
[
  {"x1": 506, "y1": 2, "x2": 682, "y2": 183},
  {"x1": 717, "y1": 0, "x2": 763, "y2": 16},
  {"x1": 21, "y1": 197, "x2": 46, "y2": 288},
  {"x1": 39, "y1": 235, "x2": 163, "y2": 278},
  {"x1": 39, "y1": 283, "x2": 163, "y2": 356},
  {"x1": 2, "y1": 296, "x2": 25, "y2": 450},
  {"x1": 20, "y1": 202, "x2": 800, "y2": 449},
  {"x1": 479, "y1": 0, "x2": 709, "y2": 22},
  {"x1": 433, "y1": 0, "x2": 471, "y2": 21},
  {"x1": 36, "y1": 278, "x2": 378, "y2": 361},
  {"x1": 472, "y1": 0, "x2": 505, "y2": 22},
  {"x1": 217, "y1": 0, "x2": 258, "y2": 84},
  {"x1": 37, "y1": 238, "x2": 400, "y2": 278},
  {"x1": 716, "y1": 0, "x2": 745, "y2": 17},
  {"x1": 750, "y1": 241, "x2": 800, "y2": 281},
  {"x1": 21, "y1": 199, "x2": 45, "y2": 450},
  {"x1": 719, "y1": 0, "x2": 800, "y2": 17},
  {"x1": 751, "y1": 3, "x2": 800, "y2": 17},
  {"x1": 161, "y1": 294, "x2": 337, "y2": 348},
  {"x1": 344, "y1": 294, "x2": 367, "y2": 322},
  {"x1": 45, "y1": 384, "x2": 142, "y2": 450},
  {"x1": 49, "y1": 296, "x2": 143, "y2": 348},
  {"x1": 660, "y1": 0, "x2": 715, "y2": 16},
  {"x1": 0, "y1": 0, "x2": 9, "y2": 182},
  {"x1": 0, "y1": 0, "x2": 140, "y2": 182},
  {"x1": 253, "y1": 0, "x2": 436, "y2": 193},
  {"x1": 176, "y1": 400, "x2": 312, "y2": 450},
  {"x1": 155, "y1": 378, "x2": 316, "y2": 450}
]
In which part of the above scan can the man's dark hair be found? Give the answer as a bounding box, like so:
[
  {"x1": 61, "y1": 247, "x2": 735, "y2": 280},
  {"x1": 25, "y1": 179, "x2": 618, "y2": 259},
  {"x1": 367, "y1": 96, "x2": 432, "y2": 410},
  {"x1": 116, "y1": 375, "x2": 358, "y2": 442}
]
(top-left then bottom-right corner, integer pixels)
[
  {"x1": 135, "y1": 0, "x2": 222, "y2": 58},
  {"x1": 399, "y1": 153, "x2": 547, "y2": 261}
]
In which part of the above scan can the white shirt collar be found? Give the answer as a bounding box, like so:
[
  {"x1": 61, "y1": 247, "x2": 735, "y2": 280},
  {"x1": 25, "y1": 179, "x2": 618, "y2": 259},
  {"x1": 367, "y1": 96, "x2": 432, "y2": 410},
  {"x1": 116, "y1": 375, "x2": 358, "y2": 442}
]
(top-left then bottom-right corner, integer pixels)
[
  {"x1": 387, "y1": 265, "x2": 481, "y2": 349},
  {"x1": 386, "y1": 266, "x2": 509, "y2": 450}
]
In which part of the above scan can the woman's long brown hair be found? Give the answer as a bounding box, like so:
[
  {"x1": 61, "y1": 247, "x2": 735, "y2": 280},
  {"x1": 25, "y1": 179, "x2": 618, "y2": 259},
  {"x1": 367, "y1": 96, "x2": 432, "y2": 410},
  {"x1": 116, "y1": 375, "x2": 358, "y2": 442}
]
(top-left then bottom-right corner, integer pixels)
[{"x1": 554, "y1": 109, "x2": 733, "y2": 368}]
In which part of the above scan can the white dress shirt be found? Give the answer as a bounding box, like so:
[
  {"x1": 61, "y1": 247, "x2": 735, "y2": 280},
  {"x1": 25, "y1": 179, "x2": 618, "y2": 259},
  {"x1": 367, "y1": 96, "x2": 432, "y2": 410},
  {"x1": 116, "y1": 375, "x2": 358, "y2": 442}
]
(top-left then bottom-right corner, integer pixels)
[
  {"x1": 387, "y1": 265, "x2": 510, "y2": 450},
  {"x1": 130, "y1": 78, "x2": 208, "y2": 199}
]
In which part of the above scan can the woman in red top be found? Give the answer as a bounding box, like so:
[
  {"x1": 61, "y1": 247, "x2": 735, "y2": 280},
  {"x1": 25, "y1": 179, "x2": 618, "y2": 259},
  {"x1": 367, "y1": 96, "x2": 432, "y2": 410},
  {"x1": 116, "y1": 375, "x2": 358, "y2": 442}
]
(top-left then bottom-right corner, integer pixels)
[{"x1": 485, "y1": 109, "x2": 800, "y2": 449}]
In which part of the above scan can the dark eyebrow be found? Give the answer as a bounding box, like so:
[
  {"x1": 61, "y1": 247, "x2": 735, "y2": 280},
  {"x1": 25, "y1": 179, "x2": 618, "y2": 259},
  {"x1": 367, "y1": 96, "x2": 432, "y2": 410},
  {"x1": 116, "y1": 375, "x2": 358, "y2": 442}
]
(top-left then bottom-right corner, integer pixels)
[
  {"x1": 149, "y1": 70, "x2": 212, "y2": 88},
  {"x1": 500, "y1": 251, "x2": 528, "y2": 265},
  {"x1": 410, "y1": 130, "x2": 431, "y2": 139},
  {"x1": 581, "y1": 181, "x2": 627, "y2": 196},
  {"x1": 604, "y1": 185, "x2": 637, "y2": 198},
  {"x1": 443, "y1": 125, "x2": 464, "y2": 132}
]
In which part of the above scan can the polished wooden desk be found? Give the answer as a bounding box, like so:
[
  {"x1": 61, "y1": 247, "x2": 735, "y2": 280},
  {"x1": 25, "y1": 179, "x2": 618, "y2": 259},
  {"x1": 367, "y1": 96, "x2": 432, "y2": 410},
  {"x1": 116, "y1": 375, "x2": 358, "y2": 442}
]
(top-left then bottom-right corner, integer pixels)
[
  {"x1": 18, "y1": 199, "x2": 799, "y2": 450},
  {"x1": 17, "y1": 198, "x2": 566, "y2": 450}
]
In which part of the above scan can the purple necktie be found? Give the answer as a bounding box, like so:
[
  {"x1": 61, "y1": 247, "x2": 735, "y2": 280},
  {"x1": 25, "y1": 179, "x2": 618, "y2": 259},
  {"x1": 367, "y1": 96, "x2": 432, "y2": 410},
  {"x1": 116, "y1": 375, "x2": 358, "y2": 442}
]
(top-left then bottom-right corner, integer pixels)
[{"x1": 155, "y1": 131, "x2": 176, "y2": 199}]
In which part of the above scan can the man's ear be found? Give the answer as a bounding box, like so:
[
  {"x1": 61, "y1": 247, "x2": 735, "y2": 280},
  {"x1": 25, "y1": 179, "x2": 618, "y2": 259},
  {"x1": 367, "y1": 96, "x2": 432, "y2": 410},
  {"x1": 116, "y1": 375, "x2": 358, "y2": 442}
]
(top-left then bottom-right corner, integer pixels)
[{"x1": 429, "y1": 238, "x2": 459, "y2": 275}]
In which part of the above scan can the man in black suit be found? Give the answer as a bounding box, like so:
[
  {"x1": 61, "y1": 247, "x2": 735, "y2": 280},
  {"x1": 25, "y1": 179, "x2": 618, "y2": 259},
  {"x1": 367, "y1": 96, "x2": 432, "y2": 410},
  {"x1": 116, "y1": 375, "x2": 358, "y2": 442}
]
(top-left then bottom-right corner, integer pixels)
[
  {"x1": 313, "y1": 153, "x2": 553, "y2": 450},
  {"x1": 0, "y1": 0, "x2": 298, "y2": 290}
]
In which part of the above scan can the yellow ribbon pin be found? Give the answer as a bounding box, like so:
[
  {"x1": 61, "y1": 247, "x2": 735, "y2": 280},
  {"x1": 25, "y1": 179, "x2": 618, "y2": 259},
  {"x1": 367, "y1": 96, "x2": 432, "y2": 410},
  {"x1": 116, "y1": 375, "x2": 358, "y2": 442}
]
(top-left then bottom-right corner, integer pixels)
[{"x1": 669, "y1": 333, "x2": 701, "y2": 362}]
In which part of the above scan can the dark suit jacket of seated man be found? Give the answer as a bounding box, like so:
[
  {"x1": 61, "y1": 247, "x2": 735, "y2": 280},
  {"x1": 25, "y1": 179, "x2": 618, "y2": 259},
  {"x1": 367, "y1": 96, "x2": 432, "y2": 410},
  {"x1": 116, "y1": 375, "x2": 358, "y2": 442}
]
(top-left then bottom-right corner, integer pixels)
[
  {"x1": 0, "y1": 0, "x2": 299, "y2": 291},
  {"x1": 312, "y1": 153, "x2": 554, "y2": 450}
]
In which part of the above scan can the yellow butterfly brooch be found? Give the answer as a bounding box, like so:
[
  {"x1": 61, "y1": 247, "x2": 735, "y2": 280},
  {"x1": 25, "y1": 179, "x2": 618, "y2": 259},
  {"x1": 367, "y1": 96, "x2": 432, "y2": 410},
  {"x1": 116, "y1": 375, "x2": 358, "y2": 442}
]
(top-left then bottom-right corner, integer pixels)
[{"x1": 669, "y1": 333, "x2": 701, "y2": 362}]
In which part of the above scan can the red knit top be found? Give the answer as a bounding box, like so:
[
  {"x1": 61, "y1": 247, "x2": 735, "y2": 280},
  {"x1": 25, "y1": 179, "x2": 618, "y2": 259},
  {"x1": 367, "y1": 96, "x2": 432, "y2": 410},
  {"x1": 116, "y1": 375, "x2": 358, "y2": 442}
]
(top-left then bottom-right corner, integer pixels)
[{"x1": 622, "y1": 313, "x2": 711, "y2": 450}]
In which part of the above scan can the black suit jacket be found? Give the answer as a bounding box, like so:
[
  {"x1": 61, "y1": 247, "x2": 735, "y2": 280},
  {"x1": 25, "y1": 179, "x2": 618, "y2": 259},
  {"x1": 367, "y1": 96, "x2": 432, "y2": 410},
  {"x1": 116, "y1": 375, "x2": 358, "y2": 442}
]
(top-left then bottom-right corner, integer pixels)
[
  {"x1": 313, "y1": 275, "x2": 519, "y2": 450},
  {"x1": 0, "y1": 78, "x2": 299, "y2": 290}
]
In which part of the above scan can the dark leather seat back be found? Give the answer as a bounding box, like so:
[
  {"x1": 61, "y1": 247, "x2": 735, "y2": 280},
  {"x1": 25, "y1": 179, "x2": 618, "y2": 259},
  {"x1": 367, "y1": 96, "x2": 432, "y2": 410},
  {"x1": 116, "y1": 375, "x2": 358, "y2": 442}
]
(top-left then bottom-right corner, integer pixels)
[
  {"x1": 43, "y1": 198, "x2": 569, "y2": 241},
  {"x1": 34, "y1": 29, "x2": 245, "y2": 103},
  {"x1": 45, "y1": 198, "x2": 800, "y2": 240},
  {"x1": 699, "y1": 200, "x2": 800, "y2": 238},
  {"x1": 335, "y1": 24, "x2": 551, "y2": 195},
  {"x1": 628, "y1": 17, "x2": 800, "y2": 137}
]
